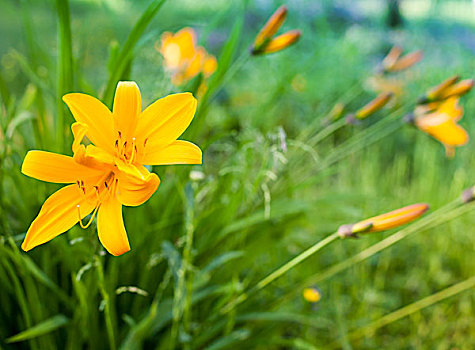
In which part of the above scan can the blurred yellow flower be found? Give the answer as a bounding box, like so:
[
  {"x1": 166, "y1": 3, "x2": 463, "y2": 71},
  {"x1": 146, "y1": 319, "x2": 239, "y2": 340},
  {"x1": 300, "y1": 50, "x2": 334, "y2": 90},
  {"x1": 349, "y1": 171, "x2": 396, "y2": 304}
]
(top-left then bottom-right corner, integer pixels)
[
  {"x1": 414, "y1": 97, "x2": 468, "y2": 157},
  {"x1": 338, "y1": 203, "x2": 429, "y2": 238},
  {"x1": 21, "y1": 82, "x2": 202, "y2": 255},
  {"x1": 251, "y1": 6, "x2": 301, "y2": 55},
  {"x1": 159, "y1": 27, "x2": 217, "y2": 85},
  {"x1": 303, "y1": 288, "x2": 322, "y2": 303},
  {"x1": 380, "y1": 46, "x2": 423, "y2": 73}
]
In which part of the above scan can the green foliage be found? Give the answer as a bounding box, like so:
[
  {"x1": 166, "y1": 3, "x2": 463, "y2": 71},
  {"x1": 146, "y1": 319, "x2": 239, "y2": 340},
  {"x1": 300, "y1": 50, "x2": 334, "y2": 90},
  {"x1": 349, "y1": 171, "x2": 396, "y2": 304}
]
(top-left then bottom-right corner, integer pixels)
[{"x1": 0, "y1": 1, "x2": 474, "y2": 349}]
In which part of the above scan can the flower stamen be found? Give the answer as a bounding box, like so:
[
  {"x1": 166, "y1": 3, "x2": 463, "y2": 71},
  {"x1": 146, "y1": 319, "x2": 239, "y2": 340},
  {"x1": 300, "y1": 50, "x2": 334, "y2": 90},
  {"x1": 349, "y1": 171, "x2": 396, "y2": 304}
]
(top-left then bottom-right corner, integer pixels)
[{"x1": 77, "y1": 204, "x2": 100, "y2": 229}]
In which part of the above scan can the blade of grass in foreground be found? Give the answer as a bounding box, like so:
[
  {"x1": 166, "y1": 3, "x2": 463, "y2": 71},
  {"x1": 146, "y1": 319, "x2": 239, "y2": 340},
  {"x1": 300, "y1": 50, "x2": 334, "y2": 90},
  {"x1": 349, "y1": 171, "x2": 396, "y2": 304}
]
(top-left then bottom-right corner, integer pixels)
[
  {"x1": 102, "y1": 0, "x2": 167, "y2": 106},
  {"x1": 6, "y1": 315, "x2": 68, "y2": 343}
]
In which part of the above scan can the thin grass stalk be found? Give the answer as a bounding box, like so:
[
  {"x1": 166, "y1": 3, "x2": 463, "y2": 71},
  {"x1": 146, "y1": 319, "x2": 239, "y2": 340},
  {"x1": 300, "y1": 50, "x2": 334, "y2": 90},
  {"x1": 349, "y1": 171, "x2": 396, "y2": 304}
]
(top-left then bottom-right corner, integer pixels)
[
  {"x1": 55, "y1": 0, "x2": 74, "y2": 152},
  {"x1": 341, "y1": 275, "x2": 475, "y2": 345},
  {"x1": 220, "y1": 231, "x2": 340, "y2": 314}
]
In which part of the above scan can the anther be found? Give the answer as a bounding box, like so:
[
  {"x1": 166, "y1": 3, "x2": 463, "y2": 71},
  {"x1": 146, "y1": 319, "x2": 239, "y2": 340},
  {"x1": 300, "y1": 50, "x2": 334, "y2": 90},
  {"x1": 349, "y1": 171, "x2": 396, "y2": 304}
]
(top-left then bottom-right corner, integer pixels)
[
  {"x1": 104, "y1": 182, "x2": 108, "y2": 189},
  {"x1": 144, "y1": 138, "x2": 148, "y2": 147},
  {"x1": 115, "y1": 139, "x2": 119, "y2": 148},
  {"x1": 118, "y1": 131, "x2": 122, "y2": 139}
]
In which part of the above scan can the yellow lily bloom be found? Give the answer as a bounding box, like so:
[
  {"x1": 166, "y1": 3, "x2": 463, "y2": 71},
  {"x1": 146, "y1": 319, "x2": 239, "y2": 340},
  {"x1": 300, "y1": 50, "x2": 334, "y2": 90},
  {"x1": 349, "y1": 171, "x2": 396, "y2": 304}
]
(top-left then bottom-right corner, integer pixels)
[
  {"x1": 418, "y1": 76, "x2": 459, "y2": 103},
  {"x1": 414, "y1": 97, "x2": 468, "y2": 157},
  {"x1": 251, "y1": 6, "x2": 301, "y2": 55},
  {"x1": 159, "y1": 27, "x2": 217, "y2": 85},
  {"x1": 21, "y1": 81, "x2": 202, "y2": 256},
  {"x1": 338, "y1": 203, "x2": 429, "y2": 238},
  {"x1": 439, "y1": 79, "x2": 474, "y2": 100}
]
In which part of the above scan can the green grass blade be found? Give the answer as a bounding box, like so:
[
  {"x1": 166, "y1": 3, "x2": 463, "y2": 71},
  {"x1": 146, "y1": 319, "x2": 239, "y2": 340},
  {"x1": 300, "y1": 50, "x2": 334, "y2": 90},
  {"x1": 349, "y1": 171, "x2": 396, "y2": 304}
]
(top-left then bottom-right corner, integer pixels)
[{"x1": 6, "y1": 315, "x2": 68, "y2": 343}]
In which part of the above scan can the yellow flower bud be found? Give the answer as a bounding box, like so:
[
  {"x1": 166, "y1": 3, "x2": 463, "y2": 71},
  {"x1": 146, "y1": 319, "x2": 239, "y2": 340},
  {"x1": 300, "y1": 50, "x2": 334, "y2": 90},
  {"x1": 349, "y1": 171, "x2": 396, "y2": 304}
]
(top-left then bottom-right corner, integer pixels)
[
  {"x1": 338, "y1": 203, "x2": 429, "y2": 238},
  {"x1": 354, "y1": 92, "x2": 393, "y2": 119}
]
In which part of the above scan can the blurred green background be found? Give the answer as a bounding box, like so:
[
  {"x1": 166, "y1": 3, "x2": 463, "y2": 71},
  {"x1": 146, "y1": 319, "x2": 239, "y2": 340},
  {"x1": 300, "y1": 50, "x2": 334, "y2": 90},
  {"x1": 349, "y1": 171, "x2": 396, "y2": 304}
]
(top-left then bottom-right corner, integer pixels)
[{"x1": 0, "y1": 0, "x2": 474, "y2": 349}]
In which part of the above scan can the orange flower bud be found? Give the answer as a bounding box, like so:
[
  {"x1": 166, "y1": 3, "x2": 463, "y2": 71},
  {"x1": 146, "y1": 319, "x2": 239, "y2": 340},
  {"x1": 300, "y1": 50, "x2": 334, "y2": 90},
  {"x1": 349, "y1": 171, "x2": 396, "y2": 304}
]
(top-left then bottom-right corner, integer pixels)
[
  {"x1": 253, "y1": 5, "x2": 288, "y2": 50},
  {"x1": 260, "y1": 30, "x2": 301, "y2": 54},
  {"x1": 439, "y1": 79, "x2": 474, "y2": 99},
  {"x1": 418, "y1": 76, "x2": 459, "y2": 103},
  {"x1": 338, "y1": 203, "x2": 429, "y2": 238},
  {"x1": 354, "y1": 92, "x2": 393, "y2": 119},
  {"x1": 381, "y1": 46, "x2": 403, "y2": 71},
  {"x1": 387, "y1": 50, "x2": 424, "y2": 72},
  {"x1": 251, "y1": 6, "x2": 300, "y2": 55}
]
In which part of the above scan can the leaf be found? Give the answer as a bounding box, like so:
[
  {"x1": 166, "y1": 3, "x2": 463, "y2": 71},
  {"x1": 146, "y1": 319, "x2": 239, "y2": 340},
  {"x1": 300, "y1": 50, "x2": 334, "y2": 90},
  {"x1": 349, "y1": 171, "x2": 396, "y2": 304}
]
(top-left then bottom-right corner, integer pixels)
[
  {"x1": 6, "y1": 315, "x2": 68, "y2": 343},
  {"x1": 6, "y1": 111, "x2": 35, "y2": 138}
]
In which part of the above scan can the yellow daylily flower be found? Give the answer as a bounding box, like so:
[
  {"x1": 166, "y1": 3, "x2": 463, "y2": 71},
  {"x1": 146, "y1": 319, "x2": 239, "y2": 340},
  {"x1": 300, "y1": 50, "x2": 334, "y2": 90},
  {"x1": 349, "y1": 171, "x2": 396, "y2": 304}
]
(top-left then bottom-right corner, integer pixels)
[
  {"x1": 251, "y1": 6, "x2": 301, "y2": 55},
  {"x1": 414, "y1": 97, "x2": 468, "y2": 157},
  {"x1": 158, "y1": 27, "x2": 217, "y2": 86},
  {"x1": 21, "y1": 81, "x2": 202, "y2": 256},
  {"x1": 338, "y1": 203, "x2": 429, "y2": 238},
  {"x1": 418, "y1": 76, "x2": 459, "y2": 103}
]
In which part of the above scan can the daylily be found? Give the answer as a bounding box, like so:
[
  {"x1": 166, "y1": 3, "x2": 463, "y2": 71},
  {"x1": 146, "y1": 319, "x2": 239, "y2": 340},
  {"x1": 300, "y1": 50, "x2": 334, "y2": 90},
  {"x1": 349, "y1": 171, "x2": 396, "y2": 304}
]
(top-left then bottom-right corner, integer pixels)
[
  {"x1": 414, "y1": 97, "x2": 468, "y2": 157},
  {"x1": 159, "y1": 27, "x2": 217, "y2": 85},
  {"x1": 21, "y1": 81, "x2": 202, "y2": 255},
  {"x1": 338, "y1": 203, "x2": 429, "y2": 238},
  {"x1": 250, "y1": 5, "x2": 301, "y2": 55}
]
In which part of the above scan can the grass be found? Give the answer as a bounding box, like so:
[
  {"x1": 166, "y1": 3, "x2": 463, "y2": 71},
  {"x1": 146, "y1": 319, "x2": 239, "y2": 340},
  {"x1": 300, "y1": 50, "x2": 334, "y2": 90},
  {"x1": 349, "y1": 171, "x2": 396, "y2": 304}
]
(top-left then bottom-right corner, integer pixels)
[{"x1": 0, "y1": 0, "x2": 475, "y2": 349}]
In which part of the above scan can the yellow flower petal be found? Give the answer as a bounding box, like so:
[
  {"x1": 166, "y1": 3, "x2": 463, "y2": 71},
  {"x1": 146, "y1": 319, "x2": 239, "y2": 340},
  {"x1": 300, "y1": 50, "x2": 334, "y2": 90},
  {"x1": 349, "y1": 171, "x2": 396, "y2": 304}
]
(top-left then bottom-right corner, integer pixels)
[
  {"x1": 112, "y1": 81, "x2": 142, "y2": 141},
  {"x1": 22, "y1": 150, "x2": 105, "y2": 184},
  {"x1": 115, "y1": 163, "x2": 160, "y2": 206},
  {"x1": 22, "y1": 185, "x2": 97, "y2": 252},
  {"x1": 97, "y1": 195, "x2": 130, "y2": 256},
  {"x1": 135, "y1": 92, "x2": 197, "y2": 148},
  {"x1": 140, "y1": 140, "x2": 202, "y2": 166},
  {"x1": 63, "y1": 93, "x2": 116, "y2": 153}
]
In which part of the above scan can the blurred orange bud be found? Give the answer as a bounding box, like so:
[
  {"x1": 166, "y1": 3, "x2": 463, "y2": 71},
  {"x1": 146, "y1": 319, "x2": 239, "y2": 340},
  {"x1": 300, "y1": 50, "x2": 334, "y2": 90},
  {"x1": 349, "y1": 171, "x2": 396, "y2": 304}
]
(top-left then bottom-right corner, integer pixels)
[
  {"x1": 389, "y1": 50, "x2": 424, "y2": 72},
  {"x1": 381, "y1": 46, "x2": 403, "y2": 71},
  {"x1": 414, "y1": 97, "x2": 468, "y2": 157},
  {"x1": 251, "y1": 6, "x2": 300, "y2": 55},
  {"x1": 354, "y1": 92, "x2": 393, "y2": 119},
  {"x1": 260, "y1": 30, "x2": 301, "y2": 54},
  {"x1": 303, "y1": 288, "x2": 322, "y2": 303},
  {"x1": 419, "y1": 76, "x2": 459, "y2": 103},
  {"x1": 254, "y1": 5, "x2": 287, "y2": 49},
  {"x1": 338, "y1": 203, "x2": 429, "y2": 238},
  {"x1": 439, "y1": 79, "x2": 474, "y2": 100}
]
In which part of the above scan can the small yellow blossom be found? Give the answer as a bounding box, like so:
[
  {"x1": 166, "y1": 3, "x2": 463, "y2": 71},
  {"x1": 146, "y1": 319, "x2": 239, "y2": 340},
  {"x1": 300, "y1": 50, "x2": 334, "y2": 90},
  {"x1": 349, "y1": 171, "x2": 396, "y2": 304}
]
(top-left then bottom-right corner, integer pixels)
[
  {"x1": 251, "y1": 6, "x2": 301, "y2": 55},
  {"x1": 22, "y1": 81, "x2": 202, "y2": 255},
  {"x1": 338, "y1": 203, "x2": 429, "y2": 238},
  {"x1": 303, "y1": 288, "x2": 322, "y2": 303},
  {"x1": 354, "y1": 92, "x2": 393, "y2": 119},
  {"x1": 159, "y1": 27, "x2": 217, "y2": 85}
]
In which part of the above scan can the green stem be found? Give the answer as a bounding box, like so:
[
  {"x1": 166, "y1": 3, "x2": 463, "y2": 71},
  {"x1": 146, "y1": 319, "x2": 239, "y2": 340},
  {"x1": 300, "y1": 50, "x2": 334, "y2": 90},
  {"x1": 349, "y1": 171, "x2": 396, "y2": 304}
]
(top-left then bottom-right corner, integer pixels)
[
  {"x1": 95, "y1": 256, "x2": 117, "y2": 350},
  {"x1": 220, "y1": 231, "x2": 340, "y2": 314}
]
